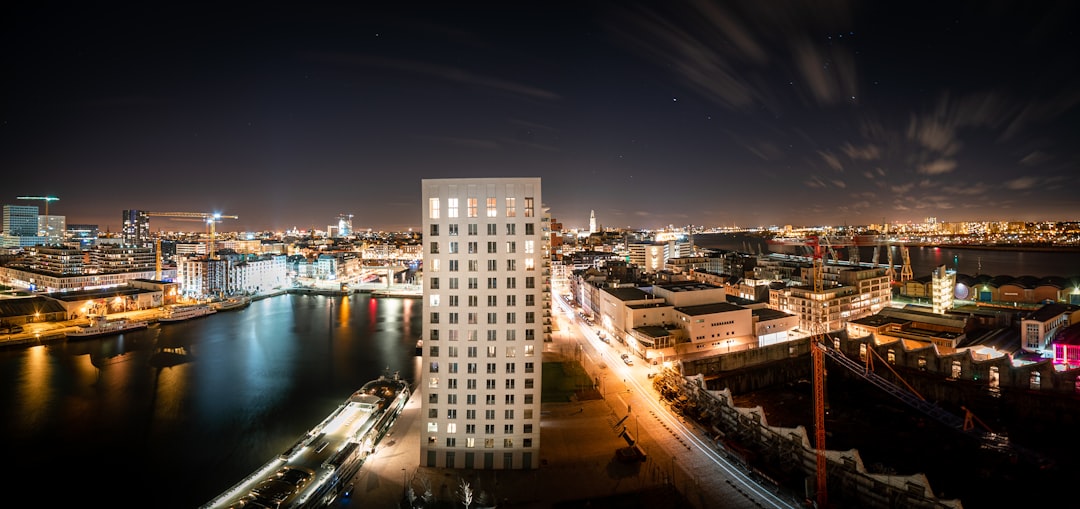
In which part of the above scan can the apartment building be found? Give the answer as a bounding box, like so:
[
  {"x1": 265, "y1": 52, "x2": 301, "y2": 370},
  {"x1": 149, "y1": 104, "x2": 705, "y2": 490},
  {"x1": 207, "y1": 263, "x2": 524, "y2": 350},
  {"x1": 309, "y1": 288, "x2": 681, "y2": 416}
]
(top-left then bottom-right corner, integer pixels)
[
  {"x1": 769, "y1": 266, "x2": 891, "y2": 333},
  {"x1": 421, "y1": 177, "x2": 545, "y2": 470}
]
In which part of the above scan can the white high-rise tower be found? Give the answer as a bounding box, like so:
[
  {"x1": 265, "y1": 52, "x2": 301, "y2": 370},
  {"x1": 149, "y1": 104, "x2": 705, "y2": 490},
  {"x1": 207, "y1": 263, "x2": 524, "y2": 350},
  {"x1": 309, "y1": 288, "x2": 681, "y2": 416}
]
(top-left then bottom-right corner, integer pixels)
[
  {"x1": 589, "y1": 209, "x2": 596, "y2": 234},
  {"x1": 421, "y1": 177, "x2": 545, "y2": 469}
]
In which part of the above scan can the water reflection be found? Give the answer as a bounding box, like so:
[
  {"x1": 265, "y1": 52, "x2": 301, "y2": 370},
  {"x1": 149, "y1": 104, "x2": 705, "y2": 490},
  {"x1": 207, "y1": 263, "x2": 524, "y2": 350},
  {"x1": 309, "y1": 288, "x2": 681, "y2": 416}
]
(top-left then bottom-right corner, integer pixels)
[{"x1": 1, "y1": 293, "x2": 420, "y2": 509}]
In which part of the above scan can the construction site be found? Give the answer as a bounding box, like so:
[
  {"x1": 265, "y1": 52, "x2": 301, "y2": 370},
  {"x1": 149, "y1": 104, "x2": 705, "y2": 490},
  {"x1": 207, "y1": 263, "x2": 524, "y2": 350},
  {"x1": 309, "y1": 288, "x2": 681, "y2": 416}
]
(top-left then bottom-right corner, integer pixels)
[{"x1": 648, "y1": 236, "x2": 1069, "y2": 509}]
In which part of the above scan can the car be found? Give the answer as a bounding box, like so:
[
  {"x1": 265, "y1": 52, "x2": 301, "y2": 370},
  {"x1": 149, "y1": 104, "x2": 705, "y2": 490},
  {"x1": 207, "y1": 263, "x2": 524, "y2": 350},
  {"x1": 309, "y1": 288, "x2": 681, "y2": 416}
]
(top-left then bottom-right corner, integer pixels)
[{"x1": 620, "y1": 353, "x2": 633, "y2": 366}]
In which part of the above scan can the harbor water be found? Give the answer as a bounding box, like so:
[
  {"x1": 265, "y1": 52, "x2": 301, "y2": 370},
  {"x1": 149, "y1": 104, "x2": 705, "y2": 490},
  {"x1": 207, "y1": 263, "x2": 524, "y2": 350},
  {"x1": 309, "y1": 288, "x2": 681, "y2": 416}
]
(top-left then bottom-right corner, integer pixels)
[
  {"x1": 694, "y1": 232, "x2": 1079, "y2": 278},
  {"x1": 0, "y1": 294, "x2": 420, "y2": 509}
]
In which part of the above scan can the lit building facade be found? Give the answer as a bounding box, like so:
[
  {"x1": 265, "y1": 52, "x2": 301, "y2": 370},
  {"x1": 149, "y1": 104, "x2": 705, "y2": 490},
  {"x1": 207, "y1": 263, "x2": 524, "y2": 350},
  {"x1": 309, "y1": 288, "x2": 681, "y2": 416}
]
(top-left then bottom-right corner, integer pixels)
[
  {"x1": 1, "y1": 205, "x2": 43, "y2": 248},
  {"x1": 769, "y1": 266, "x2": 891, "y2": 333},
  {"x1": 121, "y1": 209, "x2": 151, "y2": 248},
  {"x1": 421, "y1": 177, "x2": 545, "y2": 470}
]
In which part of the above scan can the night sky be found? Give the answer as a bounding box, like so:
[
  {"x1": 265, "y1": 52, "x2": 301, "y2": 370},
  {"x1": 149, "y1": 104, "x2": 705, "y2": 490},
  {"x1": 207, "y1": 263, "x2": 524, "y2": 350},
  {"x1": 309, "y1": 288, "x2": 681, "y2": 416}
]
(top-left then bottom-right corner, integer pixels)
[{"x1": 4, "y1": 2, "x2": 1079, "y2": 232}]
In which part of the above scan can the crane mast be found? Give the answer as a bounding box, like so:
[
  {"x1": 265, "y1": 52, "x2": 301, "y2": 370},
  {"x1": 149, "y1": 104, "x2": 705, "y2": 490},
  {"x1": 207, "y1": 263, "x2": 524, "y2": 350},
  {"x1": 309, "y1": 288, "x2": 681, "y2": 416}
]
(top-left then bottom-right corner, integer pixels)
[
  {"x1": 145, "y1": 211, "x2": 238, "y2": 266},
  {"x1": 806, "y1": 236, "x2": 828, "y2": 507}
]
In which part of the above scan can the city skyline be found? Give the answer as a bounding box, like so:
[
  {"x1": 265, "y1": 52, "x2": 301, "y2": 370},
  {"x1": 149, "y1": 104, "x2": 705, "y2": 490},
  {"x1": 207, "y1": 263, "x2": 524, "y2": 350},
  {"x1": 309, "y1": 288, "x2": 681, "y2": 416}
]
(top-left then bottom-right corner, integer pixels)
[{"x1": 5, "y1": 2, "x2": 1079, "y2": 231}]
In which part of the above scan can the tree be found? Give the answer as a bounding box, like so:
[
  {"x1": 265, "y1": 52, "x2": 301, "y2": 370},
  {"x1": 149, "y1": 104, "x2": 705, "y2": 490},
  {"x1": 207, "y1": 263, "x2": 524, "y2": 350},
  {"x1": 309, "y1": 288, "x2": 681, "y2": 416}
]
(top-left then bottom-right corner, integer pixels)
[{"x1": 457, "y1": 478, "x2": 474, "y2": 509}]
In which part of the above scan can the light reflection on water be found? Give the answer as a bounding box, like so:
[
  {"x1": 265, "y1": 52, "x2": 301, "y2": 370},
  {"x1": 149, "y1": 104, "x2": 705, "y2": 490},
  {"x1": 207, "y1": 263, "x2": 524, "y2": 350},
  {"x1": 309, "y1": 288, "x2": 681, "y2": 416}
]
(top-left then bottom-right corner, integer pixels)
[{"x1": 0, "y1": 293, "x2": 419, "y2": 509}]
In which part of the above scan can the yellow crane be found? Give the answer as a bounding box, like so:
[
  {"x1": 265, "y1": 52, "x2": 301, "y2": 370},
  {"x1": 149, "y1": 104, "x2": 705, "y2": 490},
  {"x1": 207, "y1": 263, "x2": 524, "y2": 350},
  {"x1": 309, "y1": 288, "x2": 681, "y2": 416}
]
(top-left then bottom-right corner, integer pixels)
[
  {"x1": 17, "y1": 195, "x2": 59, "y2": 215},
  {"x1": 146, "y1": 212, "x2": 238, "y2": 276}
]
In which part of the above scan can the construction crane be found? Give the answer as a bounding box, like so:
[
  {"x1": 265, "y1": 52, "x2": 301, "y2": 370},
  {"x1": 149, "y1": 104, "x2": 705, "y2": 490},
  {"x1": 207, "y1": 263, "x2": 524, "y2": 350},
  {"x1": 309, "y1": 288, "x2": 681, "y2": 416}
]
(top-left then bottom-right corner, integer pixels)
[
  {"x1": 806, "y1": 236, "x2": 829, "y2": 507},
  {"x1": 17, "y1": 195, "x2": 59, "y2": 215},
  {"x1": 146, "y1": 211, "x2": 238, "y2": 265}
]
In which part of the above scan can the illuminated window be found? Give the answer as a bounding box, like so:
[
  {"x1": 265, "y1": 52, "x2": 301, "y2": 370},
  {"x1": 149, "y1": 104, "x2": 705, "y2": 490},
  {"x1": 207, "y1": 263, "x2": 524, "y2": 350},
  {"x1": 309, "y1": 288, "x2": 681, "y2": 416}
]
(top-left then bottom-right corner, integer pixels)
[
  {"x1": 468, "y1": 198, "x2": 478, "y2": 218},
  {"x1": 503, "y1": 439, "x2": 513, "y2": 448},
  {"x1": 506, "y1": 241, "x2": 515, "y2": 253},
  {"x1": 524, "y1": 258, "x2": 534, "y2": 271},
  {"x1": 429, "y1": 198, "x2": 440, "y2": 219},
  {"x1": 429, "y1": 295, "x2": 440, "y2": 307},
  {"x1": 466, "y1": 438, "x2": 475, "y2": 448},
  {"x1": 486, "y1": 198, "x2": 497, "y2": 217},
  {"x1": 524, "y1": 345, "x2": 534, "y2": 356},
  {"x1": 506, "y1": 197, "x2": 516, "y2": 217},
  {"x1": 448, "y1": 198, "x2": 459, "y2": 218},
  {"x1": 428, "y1": 422, "x2": 438, "y2": 432},
  {"x1": 524, "y1": 197, "x2": 534, "y2": 217},
  {"x1": 524, "y1": 240, "x2": 534, "y2": 253},
  {"x1": 506, "y1": 346, "x2": 516, "y2": 358},
  {"x1": 447, "y1": 423, "x2": 457, "y2": 433}
]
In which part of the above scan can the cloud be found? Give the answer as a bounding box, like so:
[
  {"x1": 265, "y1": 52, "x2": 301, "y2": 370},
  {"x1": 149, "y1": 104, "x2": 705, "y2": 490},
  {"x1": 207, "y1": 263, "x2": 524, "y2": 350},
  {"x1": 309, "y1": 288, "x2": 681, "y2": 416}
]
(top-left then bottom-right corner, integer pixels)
[
  {"x1": 1019, "y1": 150, "x2": 1051, "y2": 166},
  {"x1": 791, "y1": 36, "x2": 858, "y2": 106},
  {"x1": 891, "y1": 183, "x2": 914, "y2": 194},
  {"x1": 419, "y1": 136, "x2": 500, "y2": 150},
  {"x1": 302, "y1": 53, "x2": 561, "y2": 101},
  {"x1": 818, "y1": 151, "x2": 843, "y2": 171},
  {"x1": 917, "y1": 159, "x2": 957, "y2": 175},
  {"x1": 1005, "y1": 176, "x2": 1038, "y2": 190},
  {"x1": 831, "y1": 180, "x2": 847, "y2": 188},
  {"x1": 840, "y1": 143, "x2": 881, "y2": 161}
]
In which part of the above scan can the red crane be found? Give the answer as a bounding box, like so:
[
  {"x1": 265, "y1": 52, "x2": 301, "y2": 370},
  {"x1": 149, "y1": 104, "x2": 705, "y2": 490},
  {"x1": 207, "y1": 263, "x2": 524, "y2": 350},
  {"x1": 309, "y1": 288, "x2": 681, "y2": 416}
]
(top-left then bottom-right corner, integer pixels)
[{"x1": 806, "y1": 236, "x2": 828, "y2": 507}]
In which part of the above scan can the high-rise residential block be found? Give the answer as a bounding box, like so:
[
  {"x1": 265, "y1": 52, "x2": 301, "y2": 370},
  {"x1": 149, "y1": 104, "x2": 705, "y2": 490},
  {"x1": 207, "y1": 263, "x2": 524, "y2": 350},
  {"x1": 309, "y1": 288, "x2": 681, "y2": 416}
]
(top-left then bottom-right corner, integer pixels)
[{"x1": 420, "y1": 177, "x2": 545, "y2": 469}]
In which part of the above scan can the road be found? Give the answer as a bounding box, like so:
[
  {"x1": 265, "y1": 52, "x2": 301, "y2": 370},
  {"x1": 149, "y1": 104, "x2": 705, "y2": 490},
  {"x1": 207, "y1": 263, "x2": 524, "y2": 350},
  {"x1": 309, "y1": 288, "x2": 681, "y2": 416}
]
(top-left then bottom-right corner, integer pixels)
[{"x1": 549, "y1": 290, "x2": 805, "y2": 509}]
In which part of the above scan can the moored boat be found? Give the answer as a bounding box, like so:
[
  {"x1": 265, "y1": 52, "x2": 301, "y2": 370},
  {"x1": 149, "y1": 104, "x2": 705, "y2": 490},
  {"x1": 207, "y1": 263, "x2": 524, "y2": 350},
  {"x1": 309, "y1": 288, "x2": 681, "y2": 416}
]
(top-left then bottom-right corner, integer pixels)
[
  {"x1": 160, "y1": 304, "x2": 217, "y2": 323},
  {"x1": 211, "y1": 296, "x2": 251, "y2": 312},
  {"x1": 202, "y1": 371, "x2": 410, "y2": 509},
  {"x1": 66, "y1": 317, "x2": 149, "y2": 340}
]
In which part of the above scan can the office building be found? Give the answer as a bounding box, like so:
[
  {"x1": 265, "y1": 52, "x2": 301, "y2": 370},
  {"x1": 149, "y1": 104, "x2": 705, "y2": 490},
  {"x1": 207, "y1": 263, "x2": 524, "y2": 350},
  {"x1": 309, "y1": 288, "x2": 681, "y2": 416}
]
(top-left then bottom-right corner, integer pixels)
[
  {"x1": 122, "y1": 209, "x2": 151, "y2": 248},
  {"x1": 421, "y1": 177, "x2": 545, "y2": 469}
]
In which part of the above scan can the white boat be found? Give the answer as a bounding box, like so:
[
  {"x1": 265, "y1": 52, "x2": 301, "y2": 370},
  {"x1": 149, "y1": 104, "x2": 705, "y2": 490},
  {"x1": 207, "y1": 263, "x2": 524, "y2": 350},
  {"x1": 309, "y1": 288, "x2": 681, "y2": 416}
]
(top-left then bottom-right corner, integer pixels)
[
  {"x1": 160, "y1": 304, "x2": 217, "y2": 323},
  {"x1": 66, "y1": 317, "x2": 149, "y2": 340},
  {"x1": 211, "y1": 296, "x2": 251, "y2": 312}
]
